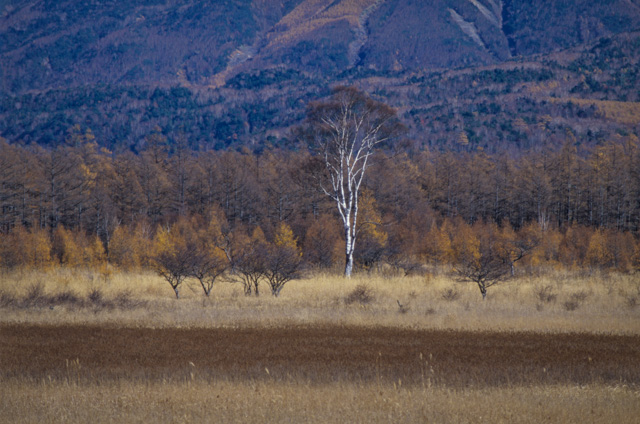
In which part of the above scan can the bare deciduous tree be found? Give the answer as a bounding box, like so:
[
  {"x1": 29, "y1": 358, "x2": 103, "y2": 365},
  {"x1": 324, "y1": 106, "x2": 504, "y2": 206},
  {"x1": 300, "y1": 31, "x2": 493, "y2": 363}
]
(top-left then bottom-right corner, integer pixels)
[
  {"x1": 190, "y1": 248, "x2": 228, "y2": 297},
  {"x1": 456, "y1": 242, "x2": 511, "y2": 300},
  {"x1": 301, "y1": 86, "x2": 403, "y2": 277},
  {"x1": 264, "y1": 244, "x2": 303, "y2": 297},
  {"x1": 225, "y1": 227, "x2": 269, "y2": 296},
  {"x1": 455, "y1": 223, "x2": 539, "y2": 300},
  {"x1": 152, "y1": 242, "x2": 198, "y2": 299},
  {"x1": 233, "y1": 241, "x2": 268, "y2": 296}
]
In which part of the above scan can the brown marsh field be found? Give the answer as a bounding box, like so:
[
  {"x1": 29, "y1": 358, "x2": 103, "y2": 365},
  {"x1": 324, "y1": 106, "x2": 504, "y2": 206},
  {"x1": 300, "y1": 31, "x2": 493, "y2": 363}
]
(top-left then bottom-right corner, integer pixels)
[{"x1": 1, "y1": 268, "x2": 640, "y2": 422}]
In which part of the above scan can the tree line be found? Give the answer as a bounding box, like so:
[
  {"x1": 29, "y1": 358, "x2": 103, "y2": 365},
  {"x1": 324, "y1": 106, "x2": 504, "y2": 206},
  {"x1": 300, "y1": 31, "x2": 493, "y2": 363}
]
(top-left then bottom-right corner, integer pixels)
[
  {"x1": 3, "y1": 126, "x2": 640, "y2": 233},
  {"x1": 1, "y1": 125, "x2": 639, "y2": 290}
]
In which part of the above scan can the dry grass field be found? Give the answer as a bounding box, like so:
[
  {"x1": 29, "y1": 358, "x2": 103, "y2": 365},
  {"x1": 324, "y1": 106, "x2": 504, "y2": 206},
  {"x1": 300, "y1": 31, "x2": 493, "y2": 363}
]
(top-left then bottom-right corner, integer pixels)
[
  {"x1": 3, "y1": 381, "x2": 638, "y2": 424},
  {"x1": 1, "y1": 267, "x2": 640, "y2": 422},
  {"x1": 0, "y1": 267, "x2": 638, "y2": 333}
]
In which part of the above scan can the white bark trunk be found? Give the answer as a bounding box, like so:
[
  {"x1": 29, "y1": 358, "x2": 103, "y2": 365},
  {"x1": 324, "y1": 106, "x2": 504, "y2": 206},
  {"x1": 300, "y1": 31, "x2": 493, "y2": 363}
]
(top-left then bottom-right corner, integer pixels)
[
  {"x1": 344, "y1": 222, "x2": 356, "y2": 277},
  {"x1": 345, "y1": 251, "x2": 354, "y2": 277},
  {"x1": 310, "y1": 87, "x2": 399, "y2": 278}
]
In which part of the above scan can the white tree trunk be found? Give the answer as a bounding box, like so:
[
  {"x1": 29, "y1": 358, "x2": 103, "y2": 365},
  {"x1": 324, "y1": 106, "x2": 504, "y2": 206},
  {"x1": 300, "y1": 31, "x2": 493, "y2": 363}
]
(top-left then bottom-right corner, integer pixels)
[
  {"x1": 305, "y1": 87, "x2": 401, "y2": 278},
  {"x1": 344, "y1": 223, "x2": 355, "y2": 277},
  {"x1": 345, "y1": 251, "x2": 354, "y2": 277}
]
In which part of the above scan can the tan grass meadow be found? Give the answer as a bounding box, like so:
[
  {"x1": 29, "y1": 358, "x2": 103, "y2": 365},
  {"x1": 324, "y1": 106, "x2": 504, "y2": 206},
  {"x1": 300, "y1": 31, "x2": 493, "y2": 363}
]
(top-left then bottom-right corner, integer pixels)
[{"x1": 1, "y1": 267, "x2": 639, "y2": 332}]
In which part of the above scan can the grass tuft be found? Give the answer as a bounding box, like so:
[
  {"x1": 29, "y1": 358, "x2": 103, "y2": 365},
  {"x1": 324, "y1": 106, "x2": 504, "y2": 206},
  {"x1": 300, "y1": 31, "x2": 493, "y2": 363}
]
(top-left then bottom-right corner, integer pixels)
[
  {"x1": 24, "y1": 282, "x2": 46, "y2": 307},
  {"x1": 563, "y1": 290, "x2": 591, "y2": 311},
  {"x1": 87, "y1": 287, "x2": 103, "y2": 305},
  {"x1": 441, "y1": 287, "x2": 460, "y2": 301},
  {"x1": 535, "y1": 284, "x2": 557, "y2": 304},
  {"x1": 344, "y1": 284, "x2": 374, "y2": 305}
]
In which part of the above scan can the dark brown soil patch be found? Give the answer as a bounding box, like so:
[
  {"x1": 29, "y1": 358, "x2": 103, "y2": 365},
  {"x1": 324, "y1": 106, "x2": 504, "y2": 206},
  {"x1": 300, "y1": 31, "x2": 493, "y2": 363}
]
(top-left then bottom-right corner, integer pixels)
[{"x1": 2, "y1": 325, "x2": 638, "y2": 387}]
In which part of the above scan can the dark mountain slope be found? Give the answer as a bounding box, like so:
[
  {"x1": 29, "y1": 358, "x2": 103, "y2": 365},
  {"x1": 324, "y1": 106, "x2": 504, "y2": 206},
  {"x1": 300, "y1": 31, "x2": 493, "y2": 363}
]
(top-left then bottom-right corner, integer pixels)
[
  {"x1": 3, "y1": 0, "x2": 640, "y2": 94},
  {"x1": 1, "y1": 0, "x2": 639, "y2": 152},
  {"x1": 2, "y1": 30, "x2": 639, "y2": 153},
  {"x1": 502, "y1": 0, "x2": 640, "y2": 56},
  {"x1": 0, "y1": 0, "x2": 302, "y2": 92},
  {"x1": 358, "y1": 0, "x2": 511, "y2": 71}
]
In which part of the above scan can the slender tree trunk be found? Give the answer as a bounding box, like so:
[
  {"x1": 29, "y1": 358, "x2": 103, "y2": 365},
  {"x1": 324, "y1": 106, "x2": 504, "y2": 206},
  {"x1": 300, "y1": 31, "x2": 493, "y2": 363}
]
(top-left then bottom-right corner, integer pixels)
[
  {"x1": 478, "y1": 283, "x2": 487, "y2": 300},
  {"x1": 344, "y1": 219, "x2": 356, "y2": 277},
  {"x1": 345, "y1": 251, "x2": 354, "y2": 277}
]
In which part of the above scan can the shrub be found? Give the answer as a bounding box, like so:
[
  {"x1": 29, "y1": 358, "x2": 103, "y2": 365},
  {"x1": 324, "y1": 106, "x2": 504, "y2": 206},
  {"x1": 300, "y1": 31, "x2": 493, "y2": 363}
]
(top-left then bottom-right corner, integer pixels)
[
  {"x1": 344, "y1": 284, "x2": 374, "y2": 305},
  {"x1": 113, "y1": 290, "x2": 143, "y2": 310},
  {"x1": 53, "y1": 289, "x2": 81, "y2": 307},
  {"x1": 23, "y1": 283, "x2": 46, "y2": 307},
  {"x1": 563, "y1": 290, "x2": 590, "y2": 311},
  {"x1": 88, "y1": 288, "x2": 104, "y2": 305},
  {"x1": 535, "y1": 285, "x2": 557, "y2": 303},
  {"x1": 441, "y1": 288, "x2": 460, "y2": 302},
  {"x1": 0, "y1": 291, "x2": 17, "y2": 307}
]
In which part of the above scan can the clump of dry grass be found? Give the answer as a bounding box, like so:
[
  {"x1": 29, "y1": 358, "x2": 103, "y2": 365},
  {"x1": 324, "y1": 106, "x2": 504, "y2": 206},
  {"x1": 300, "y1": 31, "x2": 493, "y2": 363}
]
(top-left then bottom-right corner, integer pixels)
[
  {"x1": 0, "y1": 281, "x2": 145, "y2": 312},
  {"x1": 534, "y1": 284, "x2": 557, "y2": 304},
  {"x1": 441, "y1": 287, "x2": 460, "y2": 301},
  {"x1": 343, "y1": 284, "x2": 374, "y2": 305},
  {"x1": 563, "y1": 290, "x2": 591, "y2": 311}
]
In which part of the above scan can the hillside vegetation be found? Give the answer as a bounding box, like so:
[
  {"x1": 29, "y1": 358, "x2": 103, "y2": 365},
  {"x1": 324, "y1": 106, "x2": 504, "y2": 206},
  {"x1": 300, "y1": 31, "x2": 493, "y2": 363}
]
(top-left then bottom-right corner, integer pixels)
[{"x1": 1, "y1": 1, "x2": 640, "y2": 151}]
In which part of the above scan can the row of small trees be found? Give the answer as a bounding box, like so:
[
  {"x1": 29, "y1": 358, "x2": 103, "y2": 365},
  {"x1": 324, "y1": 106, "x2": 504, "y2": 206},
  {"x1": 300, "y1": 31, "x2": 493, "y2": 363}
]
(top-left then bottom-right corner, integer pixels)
[
  {"x1": 1, "y1": 210, "x2": 638, "y2": 299},
  {"x1": 151, "y1": 215, "x2": 302, "y2": 298},
  {"x1": 0, "y1": 212, "x2": 304, "y2": 298}
]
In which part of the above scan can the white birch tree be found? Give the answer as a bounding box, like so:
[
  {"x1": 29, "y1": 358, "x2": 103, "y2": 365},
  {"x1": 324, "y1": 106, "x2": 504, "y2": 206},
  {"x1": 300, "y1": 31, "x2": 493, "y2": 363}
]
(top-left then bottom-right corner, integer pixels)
[{"x1": 302, "y1": 87, "x2": 403, "y2": 277}]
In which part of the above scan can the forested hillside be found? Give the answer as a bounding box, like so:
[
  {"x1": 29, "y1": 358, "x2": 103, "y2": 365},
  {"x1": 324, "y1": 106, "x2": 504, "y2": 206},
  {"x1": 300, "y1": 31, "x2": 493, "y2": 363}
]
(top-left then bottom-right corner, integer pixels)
[
  {"x1": 4, "y1": 0, "x2": 639, "y2": 90},
  {"x1": 1, "y1": 0, "x2": 640, "y2": 151}
]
